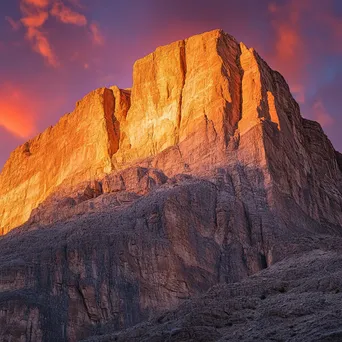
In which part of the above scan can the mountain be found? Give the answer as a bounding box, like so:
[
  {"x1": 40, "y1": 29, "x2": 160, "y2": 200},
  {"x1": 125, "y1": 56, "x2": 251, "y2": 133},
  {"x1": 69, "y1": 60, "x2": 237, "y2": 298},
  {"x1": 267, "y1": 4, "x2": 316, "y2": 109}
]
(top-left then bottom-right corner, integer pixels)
[{"x1": 0, "y1": 29, "x2": 342, "y2": 341}]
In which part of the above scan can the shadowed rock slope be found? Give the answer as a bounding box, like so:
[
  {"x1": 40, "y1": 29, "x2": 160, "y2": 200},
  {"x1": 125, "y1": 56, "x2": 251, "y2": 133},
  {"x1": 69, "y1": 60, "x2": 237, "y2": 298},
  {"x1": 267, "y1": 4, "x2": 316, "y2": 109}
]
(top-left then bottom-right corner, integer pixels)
[
  {"x1": 0, "y1": 29, "x2": 342, "y2": 341},
  {"x1": 84, "y1": 250, "x2": 342, "y2": 342}
]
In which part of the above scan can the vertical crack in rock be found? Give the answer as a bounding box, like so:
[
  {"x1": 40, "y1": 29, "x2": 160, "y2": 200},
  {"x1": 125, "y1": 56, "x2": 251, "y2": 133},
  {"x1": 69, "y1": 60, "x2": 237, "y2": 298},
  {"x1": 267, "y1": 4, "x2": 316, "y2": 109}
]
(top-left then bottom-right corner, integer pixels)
[
  {"x1": 76, "y1": 283, "x2": 92, "y2": 322},
  {"x1": 217, "y1": 31, "x2": 242, "y2": 147},
  {"x1": 176, "y1": 40, "x2": 187, "y2": 145},
  {"x1": 103, "y1": 88, "x2": 118, "y2": 159}
]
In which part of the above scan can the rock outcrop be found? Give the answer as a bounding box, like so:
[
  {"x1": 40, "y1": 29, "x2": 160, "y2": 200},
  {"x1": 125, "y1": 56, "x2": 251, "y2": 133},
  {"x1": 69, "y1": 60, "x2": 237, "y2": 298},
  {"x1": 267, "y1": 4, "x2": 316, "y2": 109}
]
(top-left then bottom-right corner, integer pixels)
[
  {"x1": 1, "y1": 29, "x2": 341, "y2": 234},
  {"x1": 84, "y1": 250, "x2": 342, "y2": 342},
  {"x1": 0, "y1": 29, "x2": 342, "y2": 341},
  {"x1": 0, "y1": 87, "x2": 130, "y2": 234}
]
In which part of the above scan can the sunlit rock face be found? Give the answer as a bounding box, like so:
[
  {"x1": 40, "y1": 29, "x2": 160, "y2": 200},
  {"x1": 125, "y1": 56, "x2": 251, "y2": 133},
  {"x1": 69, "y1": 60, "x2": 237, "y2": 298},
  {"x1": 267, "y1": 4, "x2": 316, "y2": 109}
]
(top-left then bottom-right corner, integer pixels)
[
  {"x1": 0, "y1": 87, "x2": 130, "y2": 234},
  {"x1": 0, "y1": 29, "x2": 342, "y2": 341},
  {"x1": 1, "y1": 29, "x2": 341, "y2": 234}
]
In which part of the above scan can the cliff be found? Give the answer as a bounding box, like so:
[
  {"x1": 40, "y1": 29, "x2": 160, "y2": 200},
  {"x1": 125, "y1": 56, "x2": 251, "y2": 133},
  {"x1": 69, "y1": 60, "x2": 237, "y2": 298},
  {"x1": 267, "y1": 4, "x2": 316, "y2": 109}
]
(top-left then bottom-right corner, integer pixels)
[
  {"x1": 0, "y1": 87, "x2": 130, "y2": 234},
  {"x1": 0, "y1": 29, "x2": 342, "y2": 341},
  {"x1": 1, "y1": 29, "x2": 341, "y2": 234}
]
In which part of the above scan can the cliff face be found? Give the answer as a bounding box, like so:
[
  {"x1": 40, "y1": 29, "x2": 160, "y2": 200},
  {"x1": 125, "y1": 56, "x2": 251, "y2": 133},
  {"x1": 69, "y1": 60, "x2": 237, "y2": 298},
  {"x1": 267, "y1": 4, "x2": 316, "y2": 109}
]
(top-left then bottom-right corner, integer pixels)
[
  {"x1": 1, "y1": 29, "x2": 341, "y2": 234},
  {"x1": 85, "y1": 250, "x2": 342, "y2": 342},
  {"x1": 0, "y1": 87, "x2": 130, "y2": 234},
  {"x1": 0, "y1": 29, "x2": 342, "y2": 341}
]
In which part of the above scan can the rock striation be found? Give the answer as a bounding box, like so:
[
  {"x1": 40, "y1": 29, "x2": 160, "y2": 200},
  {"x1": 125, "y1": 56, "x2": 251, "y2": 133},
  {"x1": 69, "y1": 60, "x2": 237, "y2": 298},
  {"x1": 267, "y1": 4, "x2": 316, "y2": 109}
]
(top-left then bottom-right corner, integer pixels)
[
  {"x1": 1, "y1": 29, "x2": 341, "y2": 234},
  {"x1": 0, "y1": 29, "x2": 342, "y2": 341},
  {"x1": 84, "y1": 250, "x2": 342, "y2": 342},
  {"x1": 0, "y1": 87, "x2": 130, "y2": 234}
]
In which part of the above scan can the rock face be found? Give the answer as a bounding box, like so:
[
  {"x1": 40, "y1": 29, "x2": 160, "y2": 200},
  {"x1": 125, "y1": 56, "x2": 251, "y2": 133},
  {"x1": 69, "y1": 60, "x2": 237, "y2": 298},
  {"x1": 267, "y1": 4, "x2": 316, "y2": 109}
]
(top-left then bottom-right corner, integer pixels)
[
  {"x1": 0, "y1": 29, "x2": 342, "y2": 341},
  {"x1": 0, "y1": 87, "x2": 130, "y2": 234},
  {"x1": 1, "y1": 29, "x2": 341, "y2": 234},
  {"x1": 83, "y1": 249, "x2": 342, "y2": 342}
]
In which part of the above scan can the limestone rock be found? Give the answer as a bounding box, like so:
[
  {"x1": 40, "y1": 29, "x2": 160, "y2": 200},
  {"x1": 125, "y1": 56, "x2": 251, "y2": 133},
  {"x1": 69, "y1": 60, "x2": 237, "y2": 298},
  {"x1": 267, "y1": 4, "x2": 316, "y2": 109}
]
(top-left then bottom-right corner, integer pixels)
[
  {"x1": 0, "y1": 87, "x2": 130, "y2": 234},
  {"x1": 84, "y1": 250, "x2": 342, "y2": 342},
  {"x1": 0, "y1": 29, "x2": 342, "y2": 342},
  {"x1": 1, "y1": 29, "x2": 341, "y2": 234}
]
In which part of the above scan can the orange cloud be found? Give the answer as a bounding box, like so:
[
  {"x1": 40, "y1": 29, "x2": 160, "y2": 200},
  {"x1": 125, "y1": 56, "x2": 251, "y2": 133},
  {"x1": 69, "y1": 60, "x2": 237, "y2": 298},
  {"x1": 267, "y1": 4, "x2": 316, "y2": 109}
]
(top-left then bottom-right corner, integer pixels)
[
  {"x1": 8, "y1": 0, "x2": 97, "y2": 67},
  {"x1": 21, "y1": 10, "x2": 48, "y2": 28},
  {"x1": 90, "y1": 23, "x2": 104, "y2": 45},
  {"x1": 267, "y1": 0, "x2": 309, "y2": 104},
  {"x1": 0, "y1": 86, "x2": 37, "y2": 138},
  {"x1": 312, "y1": 100, "x2": 334, "y2": 127},
  {"x1": 27, "y1": 27, "x2": 59, "y2": 67},
  {"x1": 22, "y1": 0, "x2": 50, "y2": 8},
  {"x1": 275, "y1": 25, "x2": 300, "y2": 61},
  {"x1": 19, "y1": 6, "x2": 59, "y2": 67},
  {"x1": 51, "y1": 1, "x2": 87, "y2": 26}
]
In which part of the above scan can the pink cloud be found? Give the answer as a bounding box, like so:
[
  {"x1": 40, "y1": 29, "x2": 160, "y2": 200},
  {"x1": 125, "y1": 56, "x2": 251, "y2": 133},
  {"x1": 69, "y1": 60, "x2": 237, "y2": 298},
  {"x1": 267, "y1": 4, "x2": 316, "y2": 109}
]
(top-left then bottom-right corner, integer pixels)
[
  {"x1": 90, "y1": 22, "x2": 104, "y2": 45},
  {"x1": 291, "y1": 84, "x2": 305, "y2": 104},
  {"x1": 21, "y1": 10, "x2": 49, "y2": 28},
  {"x1": 19, "y1": 6, "x2": 59, "y2": 67},
  {"x1": 312, "y1": 100, "x2": 334, "y2": 127},
  {"x1": 22, "y1": 0, "x2": 50, "y2": 8},
  {"x1": 266, "y1": 0, "x2": 310, "y2": 104},
  {"x1": 27, "y1": 27, "x2": 59, "y2": 67},
  {"x1": 51, "y1": 1, "x2": 87, "y2": 26},
  {"x1": 5, "y1": 16, "x2": 21, "y2": 31},
  {"x1": 0, "y1": 85, "x2": 38, "y2": 138}
]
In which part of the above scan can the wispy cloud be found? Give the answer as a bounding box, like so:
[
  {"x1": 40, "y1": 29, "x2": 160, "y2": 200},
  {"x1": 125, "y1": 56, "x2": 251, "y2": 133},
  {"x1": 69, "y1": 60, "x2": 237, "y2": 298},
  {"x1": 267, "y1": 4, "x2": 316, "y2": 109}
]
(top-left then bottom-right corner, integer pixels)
[
  {"x1": 51, "y1": 1, "x2": 87, "y2": 26},
  {"x1": 5, "y1": 16, "x2": 21, "y2": 31},
  {"x1": 27, "y1": 27, "x2": 59, "y2": 67},
  {"x1": 9, "y1": 0, "x2": 104, "y2": 67},
  {"x1": 65, "y1": 0, "x2": 84, "y2": 9},
  {"x1": 312, "y1": 100, "x2": 334, "y2": 127},
  {"x1": 19, "y1": 3, "x2": 59, "y2": 67},
  {"x1": 90, "y1": 22, "x2": 104, "y2": 45}
]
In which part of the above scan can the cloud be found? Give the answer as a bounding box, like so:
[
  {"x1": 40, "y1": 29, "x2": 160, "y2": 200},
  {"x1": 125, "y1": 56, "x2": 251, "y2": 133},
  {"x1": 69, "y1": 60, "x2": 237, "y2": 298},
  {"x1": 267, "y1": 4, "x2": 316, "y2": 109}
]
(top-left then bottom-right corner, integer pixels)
[
  {"x1": 0, "y1": 85, "x2": 38, "y2": 138},
  {"x1": 5, "y1": 16, "x2": 21, "y2": 31},
  {"x1": 291, "y1": 84, "x2": 305, "y2": 104},
  {"x1": 274, "y1": 24, "x2": 300, "y2": 61},
  {"x1": 19, "y1": 5, "x2": 59, "y2": 67},
  {"x1": 27, "y1": 27, "x2": 59, "y2": 67},
  {"x1": 51, "y1": 1, "x2": 87, "y2": 26},
  {"x1": 312, "y1": 100, "x2": 334, "y2": 127},
  {"x1": 267, "y1": 0, "x2": 310, "y2": 104},
  {"x1": 22, "y1": 0, "x2": 50, "y2": 8},
  {"x1": 21, "y1": 10, "x2": 49, "y2": 28},
  {"x1": 7, "y1": 0, "x2": 97, "y2": 67},
  {"x1": 14, "y1": 0, "x2": 88, "y2": 66},
  {"x1": 90, "y1": 22, "x2": 104, "y2": 45},
  {"x1": 66, "y1": 0, "x2": 84, "y2": 8}
]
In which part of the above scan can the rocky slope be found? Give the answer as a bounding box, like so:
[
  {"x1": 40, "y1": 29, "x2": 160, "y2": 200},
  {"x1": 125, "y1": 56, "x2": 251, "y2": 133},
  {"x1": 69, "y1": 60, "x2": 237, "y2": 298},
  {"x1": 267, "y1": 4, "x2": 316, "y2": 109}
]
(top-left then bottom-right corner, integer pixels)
[
  {"x1": 84, "y1": 249, "x2": 342, "y2": 342},
  {"x1": 0, "y1": 29, "x2": 342, "y2": 341}
]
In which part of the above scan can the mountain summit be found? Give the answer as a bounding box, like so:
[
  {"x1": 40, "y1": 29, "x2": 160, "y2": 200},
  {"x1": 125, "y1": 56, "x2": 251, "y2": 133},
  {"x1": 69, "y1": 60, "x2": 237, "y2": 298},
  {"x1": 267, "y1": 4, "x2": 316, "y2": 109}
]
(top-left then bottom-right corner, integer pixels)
[{"x1": 0, "y1": 30, "x2": 342, "y2": 341}]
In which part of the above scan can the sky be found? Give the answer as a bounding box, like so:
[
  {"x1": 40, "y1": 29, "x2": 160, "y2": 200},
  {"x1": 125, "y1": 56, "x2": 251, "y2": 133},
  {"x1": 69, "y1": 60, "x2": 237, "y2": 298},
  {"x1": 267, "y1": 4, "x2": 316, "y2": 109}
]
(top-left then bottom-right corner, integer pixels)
[{"x1": 0, "y1": 0, "x2": 341, "y2": 169}]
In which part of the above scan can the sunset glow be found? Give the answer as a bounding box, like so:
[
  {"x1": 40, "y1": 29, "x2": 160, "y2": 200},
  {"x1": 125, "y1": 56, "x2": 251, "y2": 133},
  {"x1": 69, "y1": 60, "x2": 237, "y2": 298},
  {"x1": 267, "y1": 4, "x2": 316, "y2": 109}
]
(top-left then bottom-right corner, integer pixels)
[{"x1": 1, "y1": 0, "x2": 342, "y2": 168}]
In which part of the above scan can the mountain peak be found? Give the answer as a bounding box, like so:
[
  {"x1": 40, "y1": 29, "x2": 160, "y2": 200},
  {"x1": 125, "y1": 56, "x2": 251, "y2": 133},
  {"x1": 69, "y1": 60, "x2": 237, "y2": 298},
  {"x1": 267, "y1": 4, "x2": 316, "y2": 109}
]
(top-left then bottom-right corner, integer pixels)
[
  {"x1": 0, "y1": 29, "x2": 341, "y2": 234},
  {"x1": 1, "y1": 29, "x2": 342, "y2": 341}
]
